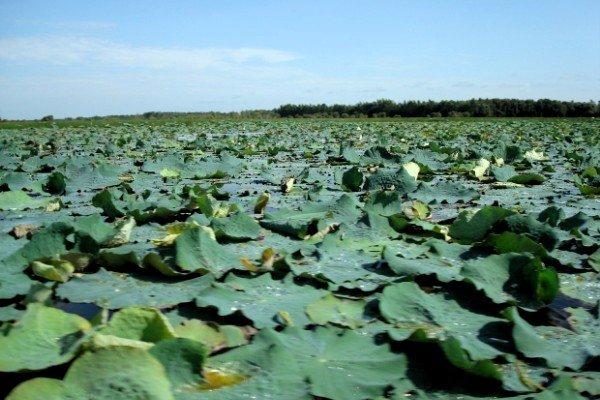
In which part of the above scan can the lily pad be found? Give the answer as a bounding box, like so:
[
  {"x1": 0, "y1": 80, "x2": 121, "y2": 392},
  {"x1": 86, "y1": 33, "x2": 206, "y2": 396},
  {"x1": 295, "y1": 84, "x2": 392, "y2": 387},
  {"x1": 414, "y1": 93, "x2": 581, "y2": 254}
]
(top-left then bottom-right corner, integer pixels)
[
  {"x1": 195, "y1": 273, "x2": 325, "y2": 328},
  {"x1": 57, "y1": 268, "x2": 214, "y2": 309},
  {"x1": 0, "y1": 304, "x2": 91, "y2": 372}
]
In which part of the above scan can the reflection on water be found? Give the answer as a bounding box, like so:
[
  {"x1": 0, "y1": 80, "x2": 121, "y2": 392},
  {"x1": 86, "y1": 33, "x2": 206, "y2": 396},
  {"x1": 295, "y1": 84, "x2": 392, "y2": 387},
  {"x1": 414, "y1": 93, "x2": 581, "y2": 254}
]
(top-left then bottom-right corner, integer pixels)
[{"x1": 54, "y1": 301, "x2": 101, "y2": 320}]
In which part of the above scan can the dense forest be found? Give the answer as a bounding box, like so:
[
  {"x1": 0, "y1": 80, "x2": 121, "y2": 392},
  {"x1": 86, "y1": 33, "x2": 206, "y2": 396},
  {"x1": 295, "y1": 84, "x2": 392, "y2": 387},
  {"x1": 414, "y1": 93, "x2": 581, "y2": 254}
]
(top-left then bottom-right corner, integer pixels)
[{"x1": 275, "y1": 98, "x2": 600, "y2": 118}]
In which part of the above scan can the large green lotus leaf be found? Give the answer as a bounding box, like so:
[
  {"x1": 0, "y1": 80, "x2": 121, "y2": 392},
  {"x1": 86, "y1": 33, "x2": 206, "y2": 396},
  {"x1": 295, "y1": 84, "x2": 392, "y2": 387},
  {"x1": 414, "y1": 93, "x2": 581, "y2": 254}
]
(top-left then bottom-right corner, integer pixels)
[
  {"x1": 19, "y1": 154, "x2": 63, "y2": 173},
  {"x1": 409, "y1": 181, "x2": 479, "y2": 204},
  {"x1": 6, "y1": 378, "x2": 83, "y2": 400},
  {"x1": 60, "y1": 161, "x2": 123, "y2": 190},
  {"x1": 43, "y1": 171, "x2": 67, "y2": 195},
  {"x1": 0, "y1": 258, "x2": 34, "y2": 299},
  {"x1": 363, "y1": 167, "x2": 418, "y2": 193},
  {"x1": 389, "y1": 375, "x2": 583, "y2": 400},
  {"x1": 99, "y1": 307, "x2": 176, "y2": 343},
  {"x1": 407, "y1": 148, "x2": 448, "y2": 171},
  {"x1": 68, "y1": 214, "x2": 117, "y2": 247},
  {"x1": 210, "y1": 212, "x2": 261, "y2": 241},
  {"x1": 142, "y1": 155, "x2": 189, "y2": 175},
  {"x1": 143, "y1": 251, "x2": 195, "y2": 277},
  {"x1": 486, "y1": 232, "x2": 549, "y2": 258},
  {"x1": 508, "y1": 173, "x2": 546, "y2": 185},
  {"x1": 361, "y1": 146, "x2": 404, "y2": 165},
  {"x1": 341, "y1": 166, "x2": 364, "y2": 191},
  {"x1": 340, "y1": 146, "x2": 362, "y2": 163},
  {"x1": 91, "y1": 189, "x2": 126, "y2": 219},
  {"x1": 561, "y1": 371, "x2": 600, "y2": 396},
  {"x1": 213, "y1": 327, "x2": 407, "y2": 400},
  {"x1": 63, "y1": 347, "x2": 175, "y2": 400},
  {"x1": 363, "y1": 209, "x2": 402, "y2": 237},
  {"x1": 148, "y1": 338, "x2": 208, "y2": 391},
  {"x1": 380, "y1": 282, "x2": 506, "y2": 362},
  {"x1": 423, "y1": 238, "x2": 473, "y2": 260},
  {"x1": 491, "y1": 165, "x2": 518, "y2": 182},
  {"x1": 0, "y1": 190, "x2": 50, "y2": 211},
  {"x1": 500, "y1": 214, "x2": 559, "y2": 251},
  {"x1": 305, "y1": 293, "x2": 367, "y2": 328},
  {"x1": 534, "y1": 376, "x2": 590, "y2": 400},
  {"x1": 18, "y1": 223, "x2": 71, "y2": 262},
  {"x1": 505, "y1": 307, "x2": 599, "y2": 370},
  {"x1": 537, "y1": 206, "x2": 565, "y2": 228},
  {"x1": 383, "y1": 246, "x2": 463, "y2": 283},
  {"x1": 449, "y1": 206, "x2": 515, "y2": 243},
  {"x1": 261, "y1": 194, "x2": 362, "y2": 238},
  {"x1": 200, "y1": 342, "x2": 310, "y2": 400},
  {"x1": 175, "y1": 226, "x2": 240, "y2": 276},
  {"x1": 173, "y1": 319, "x2": 248, "y2": 352},
  {"x1": 97, "y1": 244, "x2": 144, "y2": 271},
  {"x1": 490, "y1": 166, "x2": 547, "y2": 186},
  {"x1": 85, "y1": 332, "x2": 154, "y2": 351},
  {"x1": 557, "y1": 211, "x2": 589, "y2": 232},
  {"x1": 0, "y1": 171, "x2": 39, "y2": 192},
  {"x1": 92, "y1": 188, "x2": 183, "y2": 223},
  {"x1": 31, "y1": 216, "x2": 119, "y2": 259},
  {"x1": 57, "y1": 268, "x2": 214, "y2": 309},
  {"x1": 125, "y1": 193, "x2": 184, "y2": 223},
  {"x1": 0, "y1": 303, "x2": 91, "y2": 372},
  {"x1": 195, "y1": 273, "x2": 325, "y2": 328},
  {"x1": 192, "y1": 154, "x2": 243, "y2": 179},
  {"x1": 460, "y1": 253, "x2": 558, "y2": 307},
  {"x1": 0, "y1": 233, "x2": 27, "y2": 259},
  {"x1": 363, "y1": 190, "x2": 403, "y2": 217},
  {"x1": 285, "y1": 233, "x2": 384, "y2": 287},
  {"x1": 0, "y1": 304, "x2": 25, "y2": 321}
]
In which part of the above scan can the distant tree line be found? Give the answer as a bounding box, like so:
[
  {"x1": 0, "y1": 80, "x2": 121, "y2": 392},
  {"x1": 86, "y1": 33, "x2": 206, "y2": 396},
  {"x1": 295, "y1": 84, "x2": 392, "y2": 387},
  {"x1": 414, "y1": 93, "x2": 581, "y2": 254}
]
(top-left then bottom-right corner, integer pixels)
[
  {"x1": 275, "y1": 99, "x2": 600, "y2": 118},
  {"x1": 2, "y1": 98, "x2": 599, "y2": 124},
  {"x1": 56, "y1": 110, "x2": 277, "y2": 121}
]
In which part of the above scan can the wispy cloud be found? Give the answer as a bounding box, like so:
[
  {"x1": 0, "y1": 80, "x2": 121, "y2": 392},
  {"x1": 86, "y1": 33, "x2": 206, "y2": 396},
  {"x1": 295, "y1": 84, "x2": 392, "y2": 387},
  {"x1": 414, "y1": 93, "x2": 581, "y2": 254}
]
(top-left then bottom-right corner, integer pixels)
[
  {"x1": 0, "y1": 36, "x2": 300, "y2": 69},
  {"x1": 1, "y1": 35, "x2": 597, "y2": 119},
  {"x1": 14, "y1": 19, "x2": 117, "y2": 30}
]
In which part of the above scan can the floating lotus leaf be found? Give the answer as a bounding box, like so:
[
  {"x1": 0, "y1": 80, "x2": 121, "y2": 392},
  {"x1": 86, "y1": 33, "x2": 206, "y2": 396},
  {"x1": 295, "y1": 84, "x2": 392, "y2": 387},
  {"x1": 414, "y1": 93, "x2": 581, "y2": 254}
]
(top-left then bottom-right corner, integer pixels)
[
  {"x1": 99, "y1": 307, "x2": 176, "y2": 343},
  {"x1": 210, "y1": 212, "x2": 261, "y2": 241},
  {"x1": 341, "y1": 166, "x2": 364, "y2": 191},
  {"x1": 460, "y1": 253, "x2": 559, "y2": 306},
  {"x1": 305, "y1": 293, "x2": 367, "y2": 328},
  {"x1": 196, "y1": 273, "x2": 325, "y2": 328},
  {"x1": 57, "y1": 268, "x2": 214, "y2": 309},
  {"x1": 363, "y1": 167, "x2": 419, "y2": 193},
  {"x1": 380, "y1": 282, "x2": 507, "y2": 371},
  {"x1": 212, "y1": 327, "x2": 407, "y2": 400},
  {"x1": 63, "y1": 346, "x2": 174, "y2": 400},
  {"x1": 175, "y1": 226, "x2": 240, "y2": 276},
  {"x1": 261, "y1": 194, "x2": 362, "y2": 238},
  {"x1": 148, "y1": 338, "x2": 208, "y2": 390},
  {"x1": 0, "y1": 304, "x2": 91, "y2": 372},
  {"x1": 173, "y1": 319, "x2": 248, "y2": 352},
  {"x1": 505, "y1": 307, "x2": 599, "y2": 370},
  {"x1": 0, "y1": 191, "x2": 50, "y2": 211},
  {"x1": 449, "y1": 206, "x2": 514, "y2": 244},
  {"x1": 7, "y1": 378, "x2": 83, "y2": 400}
]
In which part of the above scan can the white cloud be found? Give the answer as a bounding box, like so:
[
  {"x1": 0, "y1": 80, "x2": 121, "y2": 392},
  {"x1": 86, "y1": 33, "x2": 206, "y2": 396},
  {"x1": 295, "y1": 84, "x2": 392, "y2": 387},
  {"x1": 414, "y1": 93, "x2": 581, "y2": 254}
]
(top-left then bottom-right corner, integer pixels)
[
  {"x1": 0, "y1": 36, "x2": 299, "y2": 69},
  {"x1": 14, "y1": 19, "x2": 118, "y2": 30}
]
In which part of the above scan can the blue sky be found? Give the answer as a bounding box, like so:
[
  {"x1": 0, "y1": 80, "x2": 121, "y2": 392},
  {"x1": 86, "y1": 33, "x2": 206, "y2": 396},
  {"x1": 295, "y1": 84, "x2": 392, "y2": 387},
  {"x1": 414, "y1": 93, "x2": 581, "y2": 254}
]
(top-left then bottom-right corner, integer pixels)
[{"x1": 0, "y1": 0, "x2": 598, "y2": 119}]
